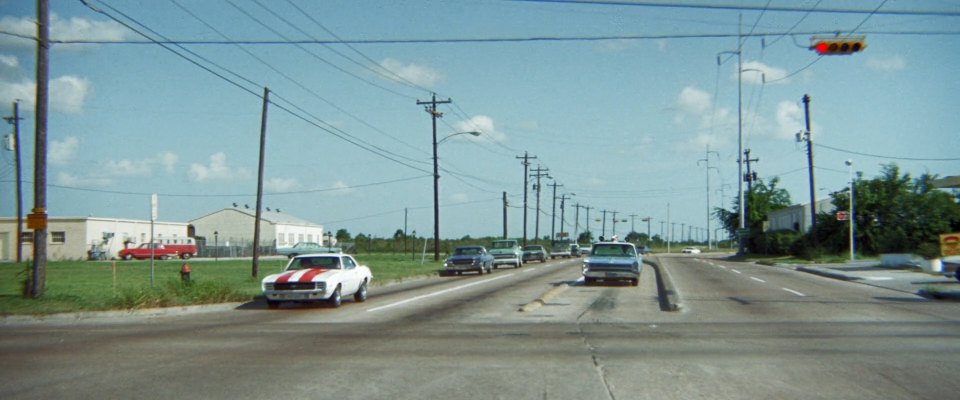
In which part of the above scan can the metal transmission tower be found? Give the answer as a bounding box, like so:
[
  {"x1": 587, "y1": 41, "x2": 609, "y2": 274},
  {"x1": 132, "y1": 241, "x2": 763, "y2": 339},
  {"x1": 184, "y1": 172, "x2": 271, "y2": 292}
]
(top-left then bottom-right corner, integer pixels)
[{"x1": 516, "y1": 152, "x2": 537, "y2": 245}]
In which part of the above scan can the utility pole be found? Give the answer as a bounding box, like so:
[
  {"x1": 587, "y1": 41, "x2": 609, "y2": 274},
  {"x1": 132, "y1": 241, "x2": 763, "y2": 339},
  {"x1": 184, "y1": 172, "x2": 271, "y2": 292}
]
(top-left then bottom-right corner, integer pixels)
[
  {"x1": 530, "y1": 166, "x2": 549, "y2": 242},
  {"x1": 29, "y1": 0, "x2": 50, "y2": 298},
  {"x1": 583, "y1": 205, "x2": 593, "y2": 242},
  {"x1": 502, "y1": 191, "x2": 508, "y2": 239},
  {"x1": 698, "y1": 145, "x2": 719, "y2": 250},
  {"x1": 252, "y1": 87, "x2": 270, "y2": 279},
  {"x1": 599, "y1": 209, "x2": 608, "y2": 239},
  {"x1": 611, "y1": 211, "x2": 620, "y2": 238},
  {"x1": 742, "y1": 148, "x2": 759, "y2": 231},
  {"x1": 801, "y1": 94, "x2": 817, "y2": 244},
  {"x1": 516, "y1": 152, "x2": 536, "y2": 245},
  {"x1": 548, "y1": 181, "x2": 562, "y2": 245},
  {"x1": 417, "y1": 93, "x2": 452, "y2": 261},
  {"x1": 4, "y1": 101, "x2": 24, "y2": 263},
  {"x1": 558, "y1": 194, "x2": 572, "y2": 242},
  {"x1": 642, "y1": 217, "x2": 651, "y2": 244},
  {"x1": 573, "y1": 203, "x2": 582, "y2": 241}
]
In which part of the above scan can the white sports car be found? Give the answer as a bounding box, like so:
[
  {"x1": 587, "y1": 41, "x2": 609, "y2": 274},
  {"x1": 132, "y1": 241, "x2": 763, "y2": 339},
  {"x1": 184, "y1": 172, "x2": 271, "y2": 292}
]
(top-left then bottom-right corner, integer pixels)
[{"x1": 261, "y1": 253, "x2": 372, "y2": 309}]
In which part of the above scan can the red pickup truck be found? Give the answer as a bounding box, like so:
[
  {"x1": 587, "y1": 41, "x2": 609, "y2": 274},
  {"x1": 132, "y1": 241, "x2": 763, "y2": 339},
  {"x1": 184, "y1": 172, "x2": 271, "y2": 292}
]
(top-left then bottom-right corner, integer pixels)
[{"x1": 119, "y1": 241, "x2": 196, "y2": 260}]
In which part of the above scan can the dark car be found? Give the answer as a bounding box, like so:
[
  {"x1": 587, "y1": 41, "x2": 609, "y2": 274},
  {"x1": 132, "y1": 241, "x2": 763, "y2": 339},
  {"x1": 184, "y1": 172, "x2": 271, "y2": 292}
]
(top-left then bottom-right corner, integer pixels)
[
  {"x1": 442, "y1": 246, "x2": 494, "y2": 276},
  {"x1": 522, "y1": 245, "x2": 548, "y2": 263}
]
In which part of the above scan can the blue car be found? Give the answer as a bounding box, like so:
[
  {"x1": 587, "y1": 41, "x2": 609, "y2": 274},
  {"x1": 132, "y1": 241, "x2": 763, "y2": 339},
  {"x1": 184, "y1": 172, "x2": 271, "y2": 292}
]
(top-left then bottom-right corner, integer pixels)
[{"x1": 443, "y1": 246, "x2": 495, "y2": 276}]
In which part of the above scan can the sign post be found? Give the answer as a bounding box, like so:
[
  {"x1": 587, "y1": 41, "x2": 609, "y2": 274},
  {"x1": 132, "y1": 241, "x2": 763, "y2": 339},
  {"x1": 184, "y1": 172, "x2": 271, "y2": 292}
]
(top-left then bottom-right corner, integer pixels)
[{"x1": 150, "y1": 193, "x2": 157, "y2": 287}]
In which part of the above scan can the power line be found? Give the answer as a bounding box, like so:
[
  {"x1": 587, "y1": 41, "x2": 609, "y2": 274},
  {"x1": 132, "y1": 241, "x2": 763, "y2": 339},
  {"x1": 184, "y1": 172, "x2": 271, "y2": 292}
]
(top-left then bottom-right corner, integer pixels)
[
  {"x1": 815, "y1": 143, "x2": 960, "y2": 161},
  {"x1": 509, "y1": 0, "x2": 960, "y2": 17}
]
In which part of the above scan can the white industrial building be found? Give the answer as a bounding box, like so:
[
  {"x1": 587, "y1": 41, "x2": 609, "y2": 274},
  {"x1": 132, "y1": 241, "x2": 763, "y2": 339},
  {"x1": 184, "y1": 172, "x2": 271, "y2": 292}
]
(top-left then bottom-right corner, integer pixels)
[
  {"x1": 188, "y1": 207, "x2": 325, "y2": 250},
  {"x1": 765, "y1": 198, "x2": 835, "y2": 233},
  {"x1": 0, "y1": 217, "x2": 189, "y2": 261}
]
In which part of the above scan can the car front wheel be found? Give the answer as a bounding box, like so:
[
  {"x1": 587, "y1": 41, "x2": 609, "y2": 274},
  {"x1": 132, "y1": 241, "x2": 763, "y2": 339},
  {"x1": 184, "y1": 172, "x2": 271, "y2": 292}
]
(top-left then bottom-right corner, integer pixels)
[
  {"x1": 329, "y1": 285, "x2": 342, "y2": 308},
  {"x1": 354, "y1": 281, "x2": 368, "y2": 302}
]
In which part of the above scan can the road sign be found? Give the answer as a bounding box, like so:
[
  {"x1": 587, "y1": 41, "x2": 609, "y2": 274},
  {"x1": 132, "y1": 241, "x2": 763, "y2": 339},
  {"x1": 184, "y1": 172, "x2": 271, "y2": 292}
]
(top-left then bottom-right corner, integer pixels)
[
  {"x1": 736, "y1": 228, "x2": 751, "y2": 238},
  {"x1": 941, "y1": 233, "x2": 960, "y2": 257},
  {"x1": 836, "y1": 211, "x2": 849, "y2": 221}
]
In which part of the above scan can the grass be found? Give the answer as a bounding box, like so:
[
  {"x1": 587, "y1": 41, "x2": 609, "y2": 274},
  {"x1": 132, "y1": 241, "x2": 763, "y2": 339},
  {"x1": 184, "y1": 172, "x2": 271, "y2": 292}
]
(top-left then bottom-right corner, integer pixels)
[{"x1": 0, "y1": 253, "x2": 443, "y2": 316}]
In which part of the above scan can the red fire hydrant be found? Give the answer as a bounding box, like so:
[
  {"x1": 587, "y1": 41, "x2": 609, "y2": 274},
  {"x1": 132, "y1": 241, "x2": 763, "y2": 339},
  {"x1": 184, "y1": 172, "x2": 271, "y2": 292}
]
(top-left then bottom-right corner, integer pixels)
[{"x1": 180, "y1": 263, "x2": 191, "y2": 283}]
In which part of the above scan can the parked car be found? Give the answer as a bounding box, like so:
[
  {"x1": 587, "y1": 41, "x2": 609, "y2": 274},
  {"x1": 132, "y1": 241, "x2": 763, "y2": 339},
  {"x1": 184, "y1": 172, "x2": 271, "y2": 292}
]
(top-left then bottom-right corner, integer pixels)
[
  {"x1": 276, "y1": 242, "x2": 338, "y2": 258},
  {"x1": 261, "y1": 252, "x2": 372, "y2": 309},
  {"x1": 522, "y1": 245, "x2": 548, "y2": 263},
  {"x1": 681, "y1": 247, "x2": 701, "y2": 254},
  {"x1": 489, "y1": 239, "x2": 522, "y2": 268},
  {"x1": 582, "y1": 242, "x2": 642, "y2": 286},
  {"x1": 443, "y1": 246, "x2": 495, "y2": 275},
  {"x1": 636, "y1": 245, "x2": 651, "y2": 255},
  {"x1": 119, "y1": 243, "x2": 185, "y2": 260}
]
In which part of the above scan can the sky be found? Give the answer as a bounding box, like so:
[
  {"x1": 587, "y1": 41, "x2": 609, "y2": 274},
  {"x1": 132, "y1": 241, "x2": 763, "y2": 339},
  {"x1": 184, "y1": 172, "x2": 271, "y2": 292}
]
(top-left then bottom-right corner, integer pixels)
[{"x1": 0, "y1": 0, "x2": 958, "y2": 244}]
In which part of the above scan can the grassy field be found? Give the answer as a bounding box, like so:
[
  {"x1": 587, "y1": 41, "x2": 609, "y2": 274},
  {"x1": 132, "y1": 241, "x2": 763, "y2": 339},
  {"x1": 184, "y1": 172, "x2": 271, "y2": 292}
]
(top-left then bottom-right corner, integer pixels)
[{"x1": 0, "y1": 253, "x2": 442, "y2": 316}]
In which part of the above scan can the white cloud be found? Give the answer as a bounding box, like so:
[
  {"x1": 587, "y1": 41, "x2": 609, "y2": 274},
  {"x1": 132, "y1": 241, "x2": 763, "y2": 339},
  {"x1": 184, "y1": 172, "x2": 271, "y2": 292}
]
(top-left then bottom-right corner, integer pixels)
[
  {"x1": 676, "y1": 86, "x2": 712, "y2": 116},
  {"x1": 379, "y1": 58, "x2": 443, "y2": 88},
  {"x1": 103, "y1": 151, "x2": 179, "y2": 177},
  {"x1": 55, "y1": 171, "x2": 111, "y2": 188},
  {"x1": 738, "y1": 61, "x2": 790, "y2": 85},
  {"x1": 0, "y1": 14, "x2": 131, "y2": 49},
  {"x1": 449, "y1": 193, "x2": 469, "y2": 203},
  {"x1": 330, "y1": 180, "x2": 354, "y2": 196},
  {"x1": 188, "y1": 152, "x2": 249, "y2": 183},
  {"x1": 266, "y1": 177, "x2": 299, "y2": 193},
  {"x1": 49, "y1": 75, "x2": 91, "y2": 114},
  {"x1": 774, "y1": 101, "x2": 806, "y2": 140},
  {"x1": 865, "y1": 55, "x2": 906, "y2": 72},
  {"x1": 453, "y1": 115, "x2": 505, "y2": 143},
  {"x1": 49, "y1": 136, "x2": 80, "y2": 165}
]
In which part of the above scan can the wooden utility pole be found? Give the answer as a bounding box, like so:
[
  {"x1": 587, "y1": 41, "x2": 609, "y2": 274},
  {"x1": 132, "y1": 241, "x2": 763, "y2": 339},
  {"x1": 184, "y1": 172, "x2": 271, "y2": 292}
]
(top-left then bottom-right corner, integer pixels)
[
  {"x1": 530, "y1": 166, "x2": 549, "y2": 242},
  {"x1": 4, "y1": 101, "x2": 24, "y2": 263},
  {"x1": 516, "y1": 152, "x2": 536, "y2": 245},
  {"x1": 417, "y1": 94, "x2": 452, "y2": 261},
  {"x1": 30, "y1": 0, "x2": 50, "y2": 298},
  {"x1": 502, "y1": 192, "x2": 508, "y2": 239},
  {"x1": 802, "y1": 94, "x2": 817, "y2": 243},
  {"x1": 548, "y1": 181, "x2": 562, "y2": 245},
  {"x1": 252, "y1": 87, "x2": 270, "y2": 279}
]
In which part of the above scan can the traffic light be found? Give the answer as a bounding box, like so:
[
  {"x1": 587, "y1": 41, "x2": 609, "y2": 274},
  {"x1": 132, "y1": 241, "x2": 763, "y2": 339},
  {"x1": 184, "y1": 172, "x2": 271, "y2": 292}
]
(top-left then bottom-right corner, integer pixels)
[{"x1": 810, "y1": 36, "x2": 866, "y2": 55}]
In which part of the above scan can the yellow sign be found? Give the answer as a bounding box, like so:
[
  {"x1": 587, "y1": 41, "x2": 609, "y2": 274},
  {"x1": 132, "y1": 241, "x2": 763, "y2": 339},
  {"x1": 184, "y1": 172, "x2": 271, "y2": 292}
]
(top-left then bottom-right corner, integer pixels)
[
  {"x1": 27, "y1": 212, "x2": 47, "y2": 230},
  {"x1": 941, "y1": 233, "x2": 960, "y2": 257}
]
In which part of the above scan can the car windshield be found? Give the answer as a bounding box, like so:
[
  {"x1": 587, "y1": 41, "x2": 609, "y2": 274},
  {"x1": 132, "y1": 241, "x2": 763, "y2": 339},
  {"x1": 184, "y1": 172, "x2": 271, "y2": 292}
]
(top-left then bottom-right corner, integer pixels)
[
  {"x1": 522, "y1": 246, "x2": 541, "y2": 251},
  {"x1": 491, "y1": 242, "x2": 513, "y2": 249},
  {"x1": 591, "y1": 245, "x2": 636, "y2": 258},
  {"x1": 288, "y1": 256, "x2": 340, "y2": 270},
  {"x1": 454, "y1": 247, "x2": 482, "y2": 256}
]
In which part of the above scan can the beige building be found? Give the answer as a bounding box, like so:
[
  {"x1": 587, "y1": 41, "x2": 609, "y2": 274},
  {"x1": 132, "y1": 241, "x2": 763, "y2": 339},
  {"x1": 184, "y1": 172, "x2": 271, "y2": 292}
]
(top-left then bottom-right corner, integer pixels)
[
  {"x1": 0, "y1": 217, "x2": 190, "y2": 261},
  {"x1": 765, "y1": 198, "x2": 835, "y2": 233},
  {"x1": 188, "y1": 207, "x2": 325, "y2": 250}
]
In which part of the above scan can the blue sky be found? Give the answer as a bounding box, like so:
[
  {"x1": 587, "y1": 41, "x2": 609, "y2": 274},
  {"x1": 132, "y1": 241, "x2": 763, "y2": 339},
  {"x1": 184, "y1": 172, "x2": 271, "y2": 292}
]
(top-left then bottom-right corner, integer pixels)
[{"x1": 1, "y1": 0, "x2": 958, "y2": 242}]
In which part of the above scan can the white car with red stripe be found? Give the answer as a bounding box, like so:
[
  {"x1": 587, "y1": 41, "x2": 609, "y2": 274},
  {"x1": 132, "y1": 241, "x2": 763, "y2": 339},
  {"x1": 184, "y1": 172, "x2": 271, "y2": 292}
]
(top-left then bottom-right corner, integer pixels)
[{"x1": 261, "y1": 253, "x2": 372, "y2": 309}]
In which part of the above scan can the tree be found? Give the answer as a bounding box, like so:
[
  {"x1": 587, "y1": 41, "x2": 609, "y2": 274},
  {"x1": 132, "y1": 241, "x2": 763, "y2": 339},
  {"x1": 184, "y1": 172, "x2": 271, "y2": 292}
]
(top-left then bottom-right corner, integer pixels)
[
  {"x1": 715, "y1": 176, "x2": 792, "y2": 253},
  {"x1": 335, "y1": 228, "x2": 351, "y2": 242},
  {"x1": 577, "y1": 231, "x2": 593, "y2": 243}
]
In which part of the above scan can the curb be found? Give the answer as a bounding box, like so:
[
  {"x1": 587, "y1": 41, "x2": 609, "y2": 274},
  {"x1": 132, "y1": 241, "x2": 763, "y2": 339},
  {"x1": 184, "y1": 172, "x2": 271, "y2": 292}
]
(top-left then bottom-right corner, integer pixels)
[
  {"x1": 518, "y1": 283, "x2": 571, "y2": 313},
  {"x1": 794, "y1": 266, "x2": 861, "y2": 281},
  {"x1": 647, "y1": 257, "x2": 680, "y2": 312}
]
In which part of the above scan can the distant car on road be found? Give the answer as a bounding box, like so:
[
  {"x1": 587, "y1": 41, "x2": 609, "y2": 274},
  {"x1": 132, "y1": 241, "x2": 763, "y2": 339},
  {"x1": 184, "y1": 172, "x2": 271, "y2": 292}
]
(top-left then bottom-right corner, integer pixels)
[
  {"x1": 636, "y1": 245, "x2": 651, "y2": 255},
  {"x1": 681, "y1": 247, "x2": 701, "y2": 254},
  {"x1": 522, "y1": 245, "x2": 548, "y2": 263},
  {"x1": 261, "y1": 253, "x2": 372, "y2": 309},
  {"x1": 443, "y1": 246, "x2": 495, "y2": 275},
  {"x1": 582, "y1": 242, "x2": 642, "y2": 286},
  {"x1": 489, "y1": 239, "x2": 523, "y2": 268},
  {"x1": 277, "y1": 242, "x2": 339, "y2": 258}
]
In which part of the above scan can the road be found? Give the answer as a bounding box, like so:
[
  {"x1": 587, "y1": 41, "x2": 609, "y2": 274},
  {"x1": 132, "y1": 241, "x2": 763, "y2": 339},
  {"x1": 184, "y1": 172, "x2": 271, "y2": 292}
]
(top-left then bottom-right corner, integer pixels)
[{"x1": 2, "y1": 255, "x2": 959, "y2": 399}]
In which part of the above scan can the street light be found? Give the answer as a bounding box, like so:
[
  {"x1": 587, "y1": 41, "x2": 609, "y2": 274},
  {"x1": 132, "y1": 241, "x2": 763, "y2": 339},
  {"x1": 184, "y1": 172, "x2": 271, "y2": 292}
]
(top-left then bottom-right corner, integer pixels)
[
  {"x1": 213, "y1": 231, "x2": 218, "y2": 262},
  {"x1": 432, "y1": 130, "x2": 481, "y2": 261}
]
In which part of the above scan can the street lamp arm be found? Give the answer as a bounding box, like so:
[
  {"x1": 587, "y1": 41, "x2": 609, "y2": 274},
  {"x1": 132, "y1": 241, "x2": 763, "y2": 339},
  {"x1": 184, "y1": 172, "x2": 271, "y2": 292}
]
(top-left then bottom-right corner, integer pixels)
[{"x1": 437, "y1": 130, "x2": 481, "y2": 145}]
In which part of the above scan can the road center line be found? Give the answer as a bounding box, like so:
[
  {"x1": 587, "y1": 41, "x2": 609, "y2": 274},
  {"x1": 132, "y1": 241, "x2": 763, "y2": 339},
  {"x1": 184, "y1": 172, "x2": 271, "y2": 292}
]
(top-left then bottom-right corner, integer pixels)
[
  {"x1": 782, "y1": 287, "x2": 807, "y2": 297},
  {"x1": 367, "y1": 273, "x2": 515, "y2": 312},
  {"x1": 750, "y1": 276, "x2": 766, "y2": 283}
]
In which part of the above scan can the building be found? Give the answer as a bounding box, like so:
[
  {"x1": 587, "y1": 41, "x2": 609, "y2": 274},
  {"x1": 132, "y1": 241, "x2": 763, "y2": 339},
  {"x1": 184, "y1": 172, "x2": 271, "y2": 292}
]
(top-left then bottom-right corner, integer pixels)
[
  {"x1": 188, "y1": 207, "x2": 325, "y2": 251},
  {"x1": 765, "y1": 198, "x2": 835, "y2": 233},
  {"x1": 0, "y1": 217, "x2": 190, "y2": 261}
]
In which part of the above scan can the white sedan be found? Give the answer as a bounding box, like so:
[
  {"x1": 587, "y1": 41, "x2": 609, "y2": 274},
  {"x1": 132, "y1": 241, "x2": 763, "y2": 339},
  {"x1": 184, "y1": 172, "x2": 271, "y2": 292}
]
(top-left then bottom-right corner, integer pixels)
[
  {"x1": 681, "y1": 247, "x2": 701, "y2": 254},
  {"x1": 261, "y1": 253, "x2": 372, "y2": 309}
]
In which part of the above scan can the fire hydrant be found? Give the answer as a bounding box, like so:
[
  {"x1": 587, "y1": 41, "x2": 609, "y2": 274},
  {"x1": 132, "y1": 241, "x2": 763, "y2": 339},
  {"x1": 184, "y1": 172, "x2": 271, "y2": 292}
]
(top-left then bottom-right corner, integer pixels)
[{"x1": 180, "y1": 263, "x2": 191, "y2": 283}]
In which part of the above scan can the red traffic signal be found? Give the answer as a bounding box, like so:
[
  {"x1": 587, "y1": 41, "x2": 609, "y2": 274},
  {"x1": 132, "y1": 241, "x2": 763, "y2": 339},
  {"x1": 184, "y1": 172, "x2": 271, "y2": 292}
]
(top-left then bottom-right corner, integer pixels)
[{"x1": 810, "y1": 36, "x2": 866, "y2": 55}]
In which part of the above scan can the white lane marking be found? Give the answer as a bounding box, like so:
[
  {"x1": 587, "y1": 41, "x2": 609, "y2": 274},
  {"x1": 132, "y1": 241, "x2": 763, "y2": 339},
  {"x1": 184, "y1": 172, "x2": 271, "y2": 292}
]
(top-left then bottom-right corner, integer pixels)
[
  {"x1": 716, "y1": 264, "x2": 727, "y2": 269},
  {"x1": 782, "y1": 288, "x2": 807, "y2": 297},
  {"x1": 521, "y1": 267, "x2": 538, "y2": 273},
  {"x1": 750, "y1": 276, "x2": 766, "y2": 283},
  {"x1": 367, "y1": 273, "x2": 514, "y2": 312},
  {"x1": 731, "y1": 269, "x2": 742, "y2": 274},
  {"x1": 865, "y1": 277, "x2": 893, "y2": 281}
]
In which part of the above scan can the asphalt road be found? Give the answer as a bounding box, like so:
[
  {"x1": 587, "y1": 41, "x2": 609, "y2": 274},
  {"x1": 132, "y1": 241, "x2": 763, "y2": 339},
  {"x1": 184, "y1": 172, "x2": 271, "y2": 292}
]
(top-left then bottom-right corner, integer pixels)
[{"x1": 2, "y1": 255, "x2": 959, "y2": 399}]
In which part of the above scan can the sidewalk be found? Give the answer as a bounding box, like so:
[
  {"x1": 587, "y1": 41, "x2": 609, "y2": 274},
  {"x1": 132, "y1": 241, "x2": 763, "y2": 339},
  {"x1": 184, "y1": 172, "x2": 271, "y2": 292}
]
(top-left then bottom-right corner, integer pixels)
[{"x1": 791, "y1": 260, "x2": 960, "y2": 300}]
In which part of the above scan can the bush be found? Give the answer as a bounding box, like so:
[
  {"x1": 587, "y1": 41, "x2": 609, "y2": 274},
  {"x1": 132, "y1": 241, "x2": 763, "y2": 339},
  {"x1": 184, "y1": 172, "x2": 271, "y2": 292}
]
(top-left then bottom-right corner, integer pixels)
[{"x1": 753, "y1": 230, "x2": 802, "y2": 256}]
